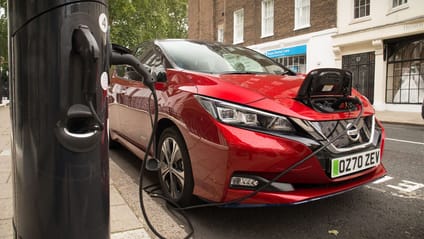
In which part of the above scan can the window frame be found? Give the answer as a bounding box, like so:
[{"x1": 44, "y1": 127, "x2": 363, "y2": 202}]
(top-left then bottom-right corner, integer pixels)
[
  {"x1": 261, "y1": 0, "x2": 274, "y2": 38},
  {"x1": 392, "y1": 0, "x2": 407, "y2": 8},
  {"x1": 217, "y1": 24, "x2": 224, "y2": 43},
  {"x1": 233, "y1": 8, "x2": 244, "y2": 44},
  {"x1": 294, "y1": 0, "x2": 311, "y2": 30},
  {"x1": 353, "y1": 0, "x2": 370, "y2": 19},
  {"x1": 387, "y1": 0, "x2": 408, "y2": 15},
  {"x1": 385, "y1": 38, "x2": 424, "y2": 104}
]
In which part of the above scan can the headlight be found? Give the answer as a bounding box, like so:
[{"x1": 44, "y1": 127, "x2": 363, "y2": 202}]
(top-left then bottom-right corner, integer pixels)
[{"x1": 194, "y1": 95, "x2": 295, "y2": 133}]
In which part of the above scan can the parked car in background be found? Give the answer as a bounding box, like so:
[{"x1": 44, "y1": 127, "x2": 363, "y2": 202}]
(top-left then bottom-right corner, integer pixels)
[{"x1": 108, "y1": 39, "x2": 386, "y2": 206}]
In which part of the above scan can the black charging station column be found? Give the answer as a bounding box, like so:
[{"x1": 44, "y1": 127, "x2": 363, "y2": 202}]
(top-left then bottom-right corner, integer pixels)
[{"x1": 8, "y1": 1, "x2": 110, "y2": 238}]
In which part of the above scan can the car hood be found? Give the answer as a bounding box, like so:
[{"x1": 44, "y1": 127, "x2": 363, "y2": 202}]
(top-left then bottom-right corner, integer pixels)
[
  {"x1": 194, "y1": 72, "x2": 305, "y2": 104},
  {"x1": 185, "y1": 71, "x2": 374, "y2": 120},
  {"x1": 220, "y1": 73, "x2": 304, "y2": 100}
]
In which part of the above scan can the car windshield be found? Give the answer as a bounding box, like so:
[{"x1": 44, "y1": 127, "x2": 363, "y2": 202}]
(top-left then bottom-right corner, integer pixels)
[{"x1": 158, "y1": 40, "x2": 289, "y2": 75}]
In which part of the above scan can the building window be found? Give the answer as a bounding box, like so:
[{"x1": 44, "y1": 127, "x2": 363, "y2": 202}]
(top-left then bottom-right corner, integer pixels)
[
  {"x1": 233, "y1": 9, "x2": 244, "y2": 44},
  {"x1": 261, "y1": 0, "x2": 274, "y2": 37},
  {"x1": 217, "y1": 24, "x2": 224, "y2": 43},
  {"x1": 294, "y1": 0, "x2": 310, "y2": 30},
  {"x1": 276, "y1": 55, "x2": 306, "y2": 73},
  {"x1": 354, "y1": 0, "x2": 370, "y2": 19},
  {"x1": 393, "y1": 0, "x2": 407, "y2": 8},
  {"x1": 386, "y1": 38, "x2": 424, "y2": 104}
]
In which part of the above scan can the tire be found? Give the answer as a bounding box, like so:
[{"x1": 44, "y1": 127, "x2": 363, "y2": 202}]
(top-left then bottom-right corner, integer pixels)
[{"x1": 157, "y1": 127, "x2": 194, "y2": 206}]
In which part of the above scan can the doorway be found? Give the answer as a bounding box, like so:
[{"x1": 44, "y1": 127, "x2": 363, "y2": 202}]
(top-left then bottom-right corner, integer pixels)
[{"x1": 342, "y1": 52, "x2": 375, "y2": 103}]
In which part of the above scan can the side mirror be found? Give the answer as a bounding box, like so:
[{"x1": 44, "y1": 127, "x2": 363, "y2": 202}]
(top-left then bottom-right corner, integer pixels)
[{"x1": 110, "y1": 44, "x2": 154, "y2": 89}]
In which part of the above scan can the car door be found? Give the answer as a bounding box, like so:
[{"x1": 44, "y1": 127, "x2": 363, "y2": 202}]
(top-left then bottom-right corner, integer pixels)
[
  {"x1": 113, "y1": 44, "x2": 167, "y2": 150},
  {"x1": 109, "y1": 68, "x2": 151, "y2": 148}
]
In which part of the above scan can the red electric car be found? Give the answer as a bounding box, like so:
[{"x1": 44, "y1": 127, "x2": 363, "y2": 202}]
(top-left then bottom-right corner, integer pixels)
[{"x1": 108, "y1": 39, "x2": 386, "y2": 205}]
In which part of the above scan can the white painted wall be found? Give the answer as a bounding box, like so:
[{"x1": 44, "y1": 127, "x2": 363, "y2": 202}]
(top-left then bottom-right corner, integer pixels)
[
  {"x1": 307, "y1": 33, "x2": 336, "y2": 70},
  {"x1": 334, "y1": 0, "x2": 424, "y2": 112},
  {"x1": 249, "y1": 28, "x2": 337, "y2": 73},
  {"x1": 337, "y1": 0, "x2": 424, "y2": 35}
]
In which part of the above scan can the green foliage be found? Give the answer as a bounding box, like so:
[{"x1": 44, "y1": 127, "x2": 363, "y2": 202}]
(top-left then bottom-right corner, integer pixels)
[
  {"x1": 0, "y1": 0, "x2": 188, "y2": 61},
  {"x1": 109, "y1": 0, "x2": 188, "y2": 50},
  {"x1": 0, "y1": 0, "x2": 7, "y2": 62}
]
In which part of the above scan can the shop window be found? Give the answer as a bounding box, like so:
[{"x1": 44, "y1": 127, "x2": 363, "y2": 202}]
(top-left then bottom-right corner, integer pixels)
[
  {"x1": 233, "y1": 9, "x2": 244, "y2": 44},
  {"x1": 386, "y1": 38, "x2": 424, "y2": 104},
  {"x1": 354, "y1": 0, "x2": 370, "y2": 19},
  {"x1": 276, "y1": 55, "x2": 306, "y2": 73},
  {"x1": 294, "y1": 0, "x2": 310, "y2": 30},
  {"x1": 261, "y1": 0, "x2": 274, "y2": 37}
]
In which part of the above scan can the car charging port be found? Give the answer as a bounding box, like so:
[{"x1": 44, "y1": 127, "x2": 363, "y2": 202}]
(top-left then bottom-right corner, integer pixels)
[
  {"x1": 296, "y1": 68, "x2": 359, "y2": 113},
  {"x1": 310, "y1": 96, "x2": 360, "y2": 113}
]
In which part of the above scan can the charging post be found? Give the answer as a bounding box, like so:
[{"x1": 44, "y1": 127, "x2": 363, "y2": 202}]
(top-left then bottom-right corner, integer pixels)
[{"x1": 8, "y1": 1, "x2": 110, "y2": 238}]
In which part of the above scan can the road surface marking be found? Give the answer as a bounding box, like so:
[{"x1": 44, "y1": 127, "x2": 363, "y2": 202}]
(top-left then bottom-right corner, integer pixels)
[
  {"x1": 373, "y1": 175, "x2": 393, "y2": 184},
  {"x1": 386, "y1": 138, "x2": 424, "y2": 146},
  {"x1": 367, "y1": 176, "x2": 424, "y2": 200},
  {"x1": 387, "y1": 180, "x2": 424, "y2": 193}
]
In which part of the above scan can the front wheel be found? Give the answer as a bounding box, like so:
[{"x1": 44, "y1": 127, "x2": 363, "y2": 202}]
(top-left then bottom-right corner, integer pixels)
[{"x1": 157, "y1": 127, "x2": 194, "y2": 206}]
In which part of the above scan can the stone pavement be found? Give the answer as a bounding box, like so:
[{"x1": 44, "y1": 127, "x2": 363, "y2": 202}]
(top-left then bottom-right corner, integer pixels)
[
  {"x1": 375, "y1": 110, "x2": 424, "y2": 126},
  {"x1": 0, "y1": 102, "x2": 423, "y2": 239},
  {"x1": 0, "y1": 105, "x2": 151, "y2": 239}
]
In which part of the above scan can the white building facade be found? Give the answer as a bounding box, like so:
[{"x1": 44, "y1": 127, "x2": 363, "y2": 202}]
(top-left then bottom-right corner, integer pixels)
[
  {"x1": 248, "y1": 28, "x2": 338, "y2": 74},
  {"x1": 333, "y1": 0, "x2": 424, "y2": 112}
]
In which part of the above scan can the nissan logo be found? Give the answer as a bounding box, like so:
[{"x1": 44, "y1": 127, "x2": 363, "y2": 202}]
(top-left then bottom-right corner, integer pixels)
[{"x1": 346, "y1": 123, "x2": 360, "y2": 142}]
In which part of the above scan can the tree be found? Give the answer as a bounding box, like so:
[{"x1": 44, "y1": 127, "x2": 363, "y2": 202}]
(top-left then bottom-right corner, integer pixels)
[
  {"x1": 0, "y1": 0, "x2": 7, "y2": 63},
  {"x1": 0, "y1": 0, "x2": 188, "y2": 60},
  {"x1": 109, "y1": 0, "x2": 188, "y2": 50}
]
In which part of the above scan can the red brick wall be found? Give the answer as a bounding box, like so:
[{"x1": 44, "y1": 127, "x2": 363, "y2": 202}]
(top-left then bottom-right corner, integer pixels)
[
  {"x1": 188, "y1": 0, "x2": 215, "y2": 41},
  {"x1": 188, "y1": 0, "x2": 337, "y2": 45}
]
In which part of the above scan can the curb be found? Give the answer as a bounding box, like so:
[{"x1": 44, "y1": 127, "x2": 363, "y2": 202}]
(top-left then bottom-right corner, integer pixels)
[{"x1": 378, "y1": 119, "x2": 424, "y2": 127}]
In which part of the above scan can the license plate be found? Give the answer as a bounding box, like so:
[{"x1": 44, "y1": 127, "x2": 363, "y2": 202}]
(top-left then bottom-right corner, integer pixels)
[{"x1": 331, "y1": 149, "x2": 380, "y2": 178}]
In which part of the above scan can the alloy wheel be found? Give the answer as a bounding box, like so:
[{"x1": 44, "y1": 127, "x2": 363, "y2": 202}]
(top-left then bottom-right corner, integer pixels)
[{"x1": 159, "y1": 137, "x2": 185, "y2": 200}]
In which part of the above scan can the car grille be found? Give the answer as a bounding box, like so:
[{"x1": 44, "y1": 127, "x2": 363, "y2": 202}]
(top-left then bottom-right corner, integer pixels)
[
  {"x1": 292, "y1": 116, "x2": 375, "y2": 153},
  {"x1": 317, "y1": 117, "x2": 372, "y2": 147}
]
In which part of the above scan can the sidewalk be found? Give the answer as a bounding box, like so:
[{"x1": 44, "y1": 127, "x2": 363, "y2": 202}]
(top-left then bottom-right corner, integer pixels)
[
  {"x1": 375, "y1": 110, "x2": 424, "y2": 126},
  {"x1": 0, "y1": 106, "x2": 151, "y2": 239}
]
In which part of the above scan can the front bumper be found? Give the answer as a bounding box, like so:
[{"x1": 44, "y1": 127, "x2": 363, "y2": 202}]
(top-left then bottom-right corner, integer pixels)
[
  {"x1": 223, "y1": 164, "x2": 386, "y2": 205},
  {"x1": 188, "y1": 116, "x2": 386, "y2": 205}
]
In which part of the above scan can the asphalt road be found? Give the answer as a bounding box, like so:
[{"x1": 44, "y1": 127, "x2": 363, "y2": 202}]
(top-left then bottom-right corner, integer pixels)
[{"x1": 110, "y1": 123, "x2": 424, "y2": 239}]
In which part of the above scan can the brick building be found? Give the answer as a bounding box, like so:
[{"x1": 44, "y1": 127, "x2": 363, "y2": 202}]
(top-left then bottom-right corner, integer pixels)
[{"x1": 188, "y1": 0, "x2": 338, "y2": 73}]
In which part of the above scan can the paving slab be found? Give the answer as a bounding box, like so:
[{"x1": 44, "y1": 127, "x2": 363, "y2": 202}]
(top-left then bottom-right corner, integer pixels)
[
  {"x1": 110, "y1": 185, "x2": 126, "y2": 206},
  {"x1": 0, "y1": 219, "x2": 13, "y2": 239},
  {"x1": 0, "y1": 199, "x2": 12, "y2": 220},
  {"x1": 0, "y1": 183, "x2": 11, "y2": 200},
  {"x1": 111, "y1": 228, "x2": 151, "y2": 239},
  {"x1": 110, "y1": 204, "x2": 143, "y2": 233}
]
